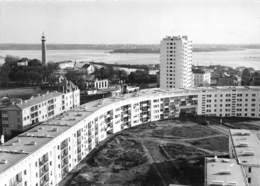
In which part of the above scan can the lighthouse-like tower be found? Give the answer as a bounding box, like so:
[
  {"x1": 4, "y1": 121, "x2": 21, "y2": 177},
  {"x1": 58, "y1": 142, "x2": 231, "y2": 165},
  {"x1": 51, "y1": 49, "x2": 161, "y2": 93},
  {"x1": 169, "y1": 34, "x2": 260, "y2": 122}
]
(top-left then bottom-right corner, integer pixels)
[{"x1": 41, "y1": 33, "x2": 47, "y2": 65}]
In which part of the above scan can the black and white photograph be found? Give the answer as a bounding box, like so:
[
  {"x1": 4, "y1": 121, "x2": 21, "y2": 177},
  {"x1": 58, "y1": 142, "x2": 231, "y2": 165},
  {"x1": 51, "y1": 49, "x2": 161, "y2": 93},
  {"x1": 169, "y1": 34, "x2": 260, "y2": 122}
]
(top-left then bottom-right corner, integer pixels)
[{"x1": 0, "y1": 0, "x2": 260, "y2": 185}]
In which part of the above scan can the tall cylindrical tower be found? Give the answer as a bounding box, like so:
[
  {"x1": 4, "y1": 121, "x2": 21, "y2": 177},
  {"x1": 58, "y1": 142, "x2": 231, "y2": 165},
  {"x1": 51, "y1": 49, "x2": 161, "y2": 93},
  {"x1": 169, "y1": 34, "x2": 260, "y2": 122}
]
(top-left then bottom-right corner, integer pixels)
[{"x1": 41, "y1": 33, "x2": 47, "y2": 65}]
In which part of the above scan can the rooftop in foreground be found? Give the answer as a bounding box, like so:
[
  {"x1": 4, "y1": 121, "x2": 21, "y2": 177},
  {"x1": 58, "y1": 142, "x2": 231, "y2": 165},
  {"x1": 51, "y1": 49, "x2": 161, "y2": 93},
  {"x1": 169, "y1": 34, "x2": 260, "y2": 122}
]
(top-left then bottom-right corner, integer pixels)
[
  {"x1": 206, "y1": 157, "x2": 247, "y2": 186},
  {"x1": 229, "y1": 129, "x2": 260, "y2": 166}
]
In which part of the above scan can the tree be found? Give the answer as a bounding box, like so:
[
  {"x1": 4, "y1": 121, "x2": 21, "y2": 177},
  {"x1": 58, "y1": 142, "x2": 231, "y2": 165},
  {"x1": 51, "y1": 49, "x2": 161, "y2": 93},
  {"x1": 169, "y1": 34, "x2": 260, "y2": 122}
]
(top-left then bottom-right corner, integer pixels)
[
  {"x1": 28, "y1": 59, "x2": 42, "y2": 67},
  {"x1": 241, "y1": 69, "x2": 252, "y2": 86},
  {"x1": 5, "y1": 55, "x2": 20, "y2": 64}
]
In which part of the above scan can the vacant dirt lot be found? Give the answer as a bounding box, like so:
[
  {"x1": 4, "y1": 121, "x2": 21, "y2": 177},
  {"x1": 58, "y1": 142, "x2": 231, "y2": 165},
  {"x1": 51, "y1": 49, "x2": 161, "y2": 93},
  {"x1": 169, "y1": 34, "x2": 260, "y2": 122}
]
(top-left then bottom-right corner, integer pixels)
[
  {"x1": 62, "y1": 120, "x2": 228, "y2": 186},
  {"x1": 190, "y1": 136, "x2": 229, "y2": 152}
]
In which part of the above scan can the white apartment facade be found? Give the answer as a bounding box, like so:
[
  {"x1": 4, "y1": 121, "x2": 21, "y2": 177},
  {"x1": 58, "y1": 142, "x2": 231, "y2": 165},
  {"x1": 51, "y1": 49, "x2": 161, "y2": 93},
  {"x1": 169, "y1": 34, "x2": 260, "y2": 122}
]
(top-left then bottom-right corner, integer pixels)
[
  {"x1": 0, "y1": 87, "x2": 80, "y2": 137},
  {"x1": 85, "y1": 79, "x2": 109, "y2": 90},
  {"x1": 160, "y1": 35, "x2": 193, "y2": 89},
  {"x1": 193, "y1": 69, "x2": 211, "y2": 87},
  {"x1": 2, "y1": 86, "x2": 260, "y2": 186}
]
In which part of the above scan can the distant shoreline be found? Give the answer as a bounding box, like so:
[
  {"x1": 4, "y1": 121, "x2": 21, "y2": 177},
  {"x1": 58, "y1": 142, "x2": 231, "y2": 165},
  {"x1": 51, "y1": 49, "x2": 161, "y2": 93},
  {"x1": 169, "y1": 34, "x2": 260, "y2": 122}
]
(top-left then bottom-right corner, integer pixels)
[
  {"x1": 0, "y1": 44, "x2": 260, "y2": 53},
  {"x1": 110, "y1": 48, "x2": 247, "y2": 54}
]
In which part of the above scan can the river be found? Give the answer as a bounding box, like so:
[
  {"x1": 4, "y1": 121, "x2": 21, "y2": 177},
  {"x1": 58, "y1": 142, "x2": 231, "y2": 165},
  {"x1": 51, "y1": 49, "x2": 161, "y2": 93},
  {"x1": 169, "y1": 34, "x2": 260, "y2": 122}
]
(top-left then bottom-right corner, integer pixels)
[{"x1": 0, "y1": 49, "x2": 260, "y2": 69}]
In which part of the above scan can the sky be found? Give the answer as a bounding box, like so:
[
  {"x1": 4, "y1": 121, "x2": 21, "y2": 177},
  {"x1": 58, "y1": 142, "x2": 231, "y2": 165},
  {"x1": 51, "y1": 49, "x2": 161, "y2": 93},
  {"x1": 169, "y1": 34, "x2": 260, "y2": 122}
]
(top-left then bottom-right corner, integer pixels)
[{"x1": 0, "y1": 0, "x2": 260, "y2": 44}]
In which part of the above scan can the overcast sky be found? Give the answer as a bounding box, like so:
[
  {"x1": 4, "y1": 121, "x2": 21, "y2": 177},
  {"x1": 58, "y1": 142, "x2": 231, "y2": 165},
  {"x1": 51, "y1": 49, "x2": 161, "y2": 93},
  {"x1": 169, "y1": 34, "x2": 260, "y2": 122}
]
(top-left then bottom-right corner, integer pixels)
[{"x1": 0, "y1": 0, "x2": 260, "y2": 44}]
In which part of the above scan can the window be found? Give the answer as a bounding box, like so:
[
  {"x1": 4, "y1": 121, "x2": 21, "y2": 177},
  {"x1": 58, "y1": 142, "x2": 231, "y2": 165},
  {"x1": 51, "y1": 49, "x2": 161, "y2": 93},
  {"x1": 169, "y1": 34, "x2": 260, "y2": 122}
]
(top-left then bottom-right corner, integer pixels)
[
  {"x1": 248, "y1": 177, "x2": 251, "y2": 183},
  {"x1": 248, "y1": 167, "x2": 252, "y2": 173}
]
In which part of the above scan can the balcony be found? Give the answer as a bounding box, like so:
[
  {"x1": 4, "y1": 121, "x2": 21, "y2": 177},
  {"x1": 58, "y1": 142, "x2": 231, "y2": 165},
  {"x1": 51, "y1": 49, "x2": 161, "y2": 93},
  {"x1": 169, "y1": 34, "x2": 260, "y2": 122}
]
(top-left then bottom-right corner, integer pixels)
[
  {"x1": 61, "y1": 158, "x2": 69, "y2": 168},
  {"x1": 61, "y1": 140, "x2": 68, "y2": 149},
  {"x1": 61, "y1": 149, "x2": 68, "y2": 158}
]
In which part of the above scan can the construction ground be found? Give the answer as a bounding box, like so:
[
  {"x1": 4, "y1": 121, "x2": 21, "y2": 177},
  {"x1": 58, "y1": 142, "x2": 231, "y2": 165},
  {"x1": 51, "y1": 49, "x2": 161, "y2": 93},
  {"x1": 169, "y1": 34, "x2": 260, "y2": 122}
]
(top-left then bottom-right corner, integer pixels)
[{"x1": 60, "y1": 118, "x2": 260, "y2": 186}]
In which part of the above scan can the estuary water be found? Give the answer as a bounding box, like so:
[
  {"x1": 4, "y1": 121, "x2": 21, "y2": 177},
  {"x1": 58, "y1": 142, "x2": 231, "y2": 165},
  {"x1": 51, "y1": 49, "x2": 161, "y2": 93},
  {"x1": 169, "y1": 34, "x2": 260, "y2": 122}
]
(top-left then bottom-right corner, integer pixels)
[{"x1": 0, "y1": 49, "x2": 260, "y2": 69}]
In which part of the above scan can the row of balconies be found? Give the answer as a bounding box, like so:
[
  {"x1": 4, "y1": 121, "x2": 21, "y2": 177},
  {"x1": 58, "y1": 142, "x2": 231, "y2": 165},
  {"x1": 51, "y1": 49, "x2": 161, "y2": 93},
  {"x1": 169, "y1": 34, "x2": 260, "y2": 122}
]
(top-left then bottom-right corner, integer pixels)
[
  {"x1": 61, "y1": 149, "x2": 68, "y2": 158},
  {"x1": 61, "y1": 166, "x2": 69, "y2": 179},
  {"x1": 61, "y1": 157, "x2": 69, "y2": 168},
  {"x1": 39, "y1": 154, "x2": 49, "y2": 166},
  {"x1": 40, "y1": 164, "x2": 49, "y2": 177},
  {"x1": 61, "y1": 140, "x2": 68, "y2": 150}
]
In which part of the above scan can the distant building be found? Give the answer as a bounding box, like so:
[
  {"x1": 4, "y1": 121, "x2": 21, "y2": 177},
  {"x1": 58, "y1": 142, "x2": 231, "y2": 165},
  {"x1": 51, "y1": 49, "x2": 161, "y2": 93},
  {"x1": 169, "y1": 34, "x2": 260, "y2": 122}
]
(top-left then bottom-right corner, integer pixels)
[
  {"x1": 85, "y1": 79, "x2": 109, "y2": 90},
  {"x1": 111, "y1": 85, "x2": 139, "y2": 96},
  {"x1": 16, "y1": 58, "x2": 28, "y2": 67},
  {"x1": 0, "y1": 82, "x2": 80, "y2": 137},
  {"x1": 251, "y1": 71, "x2": 260, "y2": 86},
  {"x1": 192, "y1": 68, "x2": 211, "y2": 87},
  {"x1": 160, "y1": 35, "x2": 192, "y2": 89},
  {"x1": 57, "y1": 61, "x2": 75, "y2": 69}
]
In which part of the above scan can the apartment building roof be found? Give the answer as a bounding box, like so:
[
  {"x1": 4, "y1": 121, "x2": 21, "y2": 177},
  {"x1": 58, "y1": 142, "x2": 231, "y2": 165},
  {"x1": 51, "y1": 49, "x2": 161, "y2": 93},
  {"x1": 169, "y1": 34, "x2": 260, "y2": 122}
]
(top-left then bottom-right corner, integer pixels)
[
  {"x1": 163, "y1": 35, "x2": 189, "y2": 41},
  {"x1": 16, "y1": 91, "x2": 63, "y2": 109},
  {"x1": 192, "y1": 68, "x2": 210, "y2": 74},
  {"x1": 229, "y1": 129, "x2": 260, "y2": 166},
  {"x1": 205, "y1": 157, "x2": 248, "y2": 186}
]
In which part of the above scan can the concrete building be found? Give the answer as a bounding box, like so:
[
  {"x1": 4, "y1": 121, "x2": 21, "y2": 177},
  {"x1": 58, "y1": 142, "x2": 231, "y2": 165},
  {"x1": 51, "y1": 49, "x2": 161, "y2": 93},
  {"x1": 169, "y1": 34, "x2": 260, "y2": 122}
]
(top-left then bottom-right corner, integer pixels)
[
  {"x1": 192, "y1": 69, "x2": 211, "y2": 87},
  {"x1": 1, "y1": 86, "x2": 260, "y2": 185},
  {"x1": 111, "y1": 85, "x2": 139, "y2": 96},
  {"x1": 205, "y1": 157, "x2": 248, "y2": 186},
  {"x1": 229, "y1": 129, "x2": 260, "y2": 186},
  {"x1": 85, "y1": 79, "x2": 109, "y2": 90},
  {"x1": 41, "y1": 33, "x2": 47, "y2": 65},
  {"x1": 160, "y1": 35, "x2": 192, "y2": 89},
  {"x1": 0, "y1": 83, "x2": 80, "y2": 137}
]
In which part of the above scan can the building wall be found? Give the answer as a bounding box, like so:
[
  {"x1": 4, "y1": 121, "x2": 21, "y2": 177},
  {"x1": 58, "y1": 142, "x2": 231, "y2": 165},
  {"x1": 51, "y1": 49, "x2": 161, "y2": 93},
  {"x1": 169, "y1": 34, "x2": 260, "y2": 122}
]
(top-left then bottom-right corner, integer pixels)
[
  {"x1": 0, "y1": 89, "x2": 80, "y2": 137},
  {"x1": 193, "y1": 72, "x2": 211, "y2": 87},
  {"x1": 160, "y1": 36, "x2": 192, "y2": 89},
  {"x1": 85, "y1": 79, "x2": 109, "y2": 90},
  {"x1": 2, "y1": 87, "x2": 260, "y2": 185}
]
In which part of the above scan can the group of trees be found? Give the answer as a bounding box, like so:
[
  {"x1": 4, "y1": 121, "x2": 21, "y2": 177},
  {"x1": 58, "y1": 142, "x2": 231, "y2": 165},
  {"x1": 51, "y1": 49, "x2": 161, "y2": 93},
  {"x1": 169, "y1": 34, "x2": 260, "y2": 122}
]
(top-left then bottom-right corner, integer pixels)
[
  {"x1": 241, "y1": 68, "x2": 260, "y2": 86},
  {"x1": 65, "y1": 65, "x2": 157, "y2": 90},
  {"x1": 0, "y1": 55, "x2": 59, "y2": 86},
  {"x1": 93, "y1": 66, "x2": 157, "y2": 85}
]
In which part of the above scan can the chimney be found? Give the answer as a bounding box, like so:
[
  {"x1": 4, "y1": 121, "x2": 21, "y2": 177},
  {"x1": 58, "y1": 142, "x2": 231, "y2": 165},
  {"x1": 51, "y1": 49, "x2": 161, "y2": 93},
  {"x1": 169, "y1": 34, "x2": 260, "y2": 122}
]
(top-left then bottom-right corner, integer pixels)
[{"x1": 41, "y1": 33, "x2": 47, "y2": 65}]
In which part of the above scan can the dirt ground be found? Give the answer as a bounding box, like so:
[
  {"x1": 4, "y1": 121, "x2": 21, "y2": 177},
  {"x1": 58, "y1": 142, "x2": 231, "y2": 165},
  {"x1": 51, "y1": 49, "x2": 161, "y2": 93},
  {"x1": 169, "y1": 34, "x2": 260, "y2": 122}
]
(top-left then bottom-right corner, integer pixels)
[
  {"x1": 62, "y1": 120, "x2": 228, "y2": 186},
  {"x1": 225, "y1": 120, "x2": 260, "y2": 130}
]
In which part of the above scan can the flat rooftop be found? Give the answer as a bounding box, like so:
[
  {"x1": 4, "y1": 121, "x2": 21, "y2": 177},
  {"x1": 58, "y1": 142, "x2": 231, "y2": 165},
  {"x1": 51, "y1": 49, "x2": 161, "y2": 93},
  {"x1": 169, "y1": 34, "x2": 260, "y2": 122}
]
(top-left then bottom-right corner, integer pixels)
[
  {"x1": 0, "y1": 86, "x2": 259, "y2": 174},
  {"x1": 230, "y1": 129, "x2": 260, "y2": 166},
  {"x1": 16, "y1": 91, "x2": 63, "y2": 109},
  {"x1": 206, "y1": 157, "x2": 247, "y2": 186}
]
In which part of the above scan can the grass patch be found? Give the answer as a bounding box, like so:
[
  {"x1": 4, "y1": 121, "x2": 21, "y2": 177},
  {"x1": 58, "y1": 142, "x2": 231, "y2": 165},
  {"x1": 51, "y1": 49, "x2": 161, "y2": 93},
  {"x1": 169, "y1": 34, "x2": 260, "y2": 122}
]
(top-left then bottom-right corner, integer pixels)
[
  {"x1": 153, "y1": 125, "x2": 219, "y2": 138},
  {"x1": 190, "y1": 136, "x2": 229, "y2": 152}
]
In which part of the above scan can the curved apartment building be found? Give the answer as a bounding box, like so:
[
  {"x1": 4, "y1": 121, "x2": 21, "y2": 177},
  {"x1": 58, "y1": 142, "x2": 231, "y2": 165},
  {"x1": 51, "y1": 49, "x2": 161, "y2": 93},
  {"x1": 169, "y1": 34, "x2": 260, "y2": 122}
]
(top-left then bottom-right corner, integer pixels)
[{"x1": 1, "y1": 86, "x2": 260, "y2": 186}]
